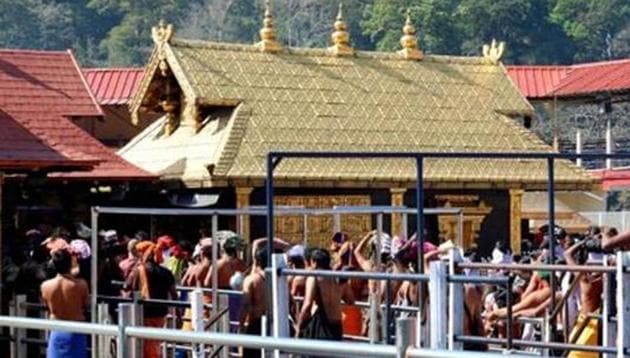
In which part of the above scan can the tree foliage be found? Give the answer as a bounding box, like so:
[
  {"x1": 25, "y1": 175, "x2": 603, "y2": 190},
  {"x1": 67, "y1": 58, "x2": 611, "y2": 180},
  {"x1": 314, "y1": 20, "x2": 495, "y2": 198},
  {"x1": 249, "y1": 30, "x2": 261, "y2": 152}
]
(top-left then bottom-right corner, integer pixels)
[{"x1": 0, "y1": 0, "x2": 627, "y2": 66}]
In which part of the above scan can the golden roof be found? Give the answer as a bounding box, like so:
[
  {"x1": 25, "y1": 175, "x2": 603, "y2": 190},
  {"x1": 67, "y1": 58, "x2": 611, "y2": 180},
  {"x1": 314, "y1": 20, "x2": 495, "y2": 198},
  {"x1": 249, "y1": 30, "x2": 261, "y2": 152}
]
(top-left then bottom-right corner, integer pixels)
[{"x1": 126, "y1": 25, "x2": 598, "y2": 190}]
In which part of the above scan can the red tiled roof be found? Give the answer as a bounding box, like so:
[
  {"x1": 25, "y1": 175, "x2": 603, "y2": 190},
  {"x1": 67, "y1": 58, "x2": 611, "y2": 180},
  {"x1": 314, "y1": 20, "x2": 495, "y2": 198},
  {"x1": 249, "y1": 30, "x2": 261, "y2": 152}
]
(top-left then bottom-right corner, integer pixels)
[
  {"x1": 0, "y1": 112, "x2": 95, "y2": 171},
  {"x1": 505, "y1": 66, "x2": 571, "y2": 98},
  {"x1": 506, "y1": 58, "x2": 630, "y2": 99},
  {"x1": 591, "y1": 167, "x2": 630, "y2": 190},
  {"x1": 552, "y1": 59, "x2": 630, "y2": 97},
  {"x1": 0, "y1": 49, "x2": 153, "y2": 180},
  {"x1": 83, "y1": 68, "x2": 144, "y2": 105}
]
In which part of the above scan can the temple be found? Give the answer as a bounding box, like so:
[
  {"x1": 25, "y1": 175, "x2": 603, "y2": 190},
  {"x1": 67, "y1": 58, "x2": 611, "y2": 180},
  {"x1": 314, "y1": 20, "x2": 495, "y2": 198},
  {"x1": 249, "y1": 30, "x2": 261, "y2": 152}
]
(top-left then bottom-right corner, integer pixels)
[{"x1": 120, "y1": 6, "x2": 597, "y2": 253}]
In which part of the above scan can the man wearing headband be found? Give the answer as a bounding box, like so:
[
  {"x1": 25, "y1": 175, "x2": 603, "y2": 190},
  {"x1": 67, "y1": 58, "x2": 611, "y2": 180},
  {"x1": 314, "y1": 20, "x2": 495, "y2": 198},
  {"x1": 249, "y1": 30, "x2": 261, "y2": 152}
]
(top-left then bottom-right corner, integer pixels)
[
  {"x1": 125, "y1": 242, "x2": 177, "y2": 358},
  {"x1": 563, "y1": 238, "x2": 603, "y2": 358}
]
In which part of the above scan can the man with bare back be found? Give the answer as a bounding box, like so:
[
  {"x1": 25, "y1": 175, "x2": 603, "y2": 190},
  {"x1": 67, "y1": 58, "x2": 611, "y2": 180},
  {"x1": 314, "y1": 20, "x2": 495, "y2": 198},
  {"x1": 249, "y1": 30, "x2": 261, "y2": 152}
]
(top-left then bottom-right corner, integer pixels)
[
  {"x1": 239, "y1": 248, "x2": 268, "y2": 358},
  {"x1": 41, "y1": 249, "x2": 89, "y2": 358},
  {"x1": 564, "y1": 238, "x2": 603, "y2": 358},
  {"x1": 203, "y1": 236, "x2": 246, "y2": 289},
  {"x1": 296, "y1": 249, "x2": 354, "y2": 349}
]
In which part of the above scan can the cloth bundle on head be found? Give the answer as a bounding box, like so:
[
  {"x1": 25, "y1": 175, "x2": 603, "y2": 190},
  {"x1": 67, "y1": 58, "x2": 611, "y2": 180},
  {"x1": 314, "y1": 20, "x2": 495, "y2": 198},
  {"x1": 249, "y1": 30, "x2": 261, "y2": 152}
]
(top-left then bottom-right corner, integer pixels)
[
  {"x1": 287, "y1": 245, "x2": 305, "y2": 258},
  {"x1": 215, "y1": 231, "x2": 242, "y2": 252},
  {"x1": 371, "y1": 232, "x2": 392, "y2": 255},
  {"x1": 157, "y1": 235, "x2": 176, "y2": 248},
  {"x1": 193, "y1": 238, "x2": 213, "y2": 259},
  {"x1": 69, "y1": 239, "x2": 91, "y2": 259},
  {"x1": 99, "y1": 230, "x2": 118, "y2": 248},
  {"x1": 42, "y1": 236, "x2": 69, "y2": 253},
  {"x1": 136, "y1": 241, "x2": 163, "y2": 264},
  {"x1": 75, "y1": 223, "x2": 91, "y2": 239}
]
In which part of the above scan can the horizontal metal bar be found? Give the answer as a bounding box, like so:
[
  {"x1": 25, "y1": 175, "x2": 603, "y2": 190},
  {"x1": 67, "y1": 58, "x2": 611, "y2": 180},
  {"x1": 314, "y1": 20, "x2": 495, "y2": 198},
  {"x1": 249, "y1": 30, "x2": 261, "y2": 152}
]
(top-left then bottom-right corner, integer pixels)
[
  {"x1": 407, "y1": 347, "x2": 532, "y2": 358},
  {"x1": 293, "y1": 295, "x2": 419, "y2": 313},
  {"x1": 457, "y1": 262, "x2": 616, "y2": 273},
  {"x1": 455, "y1": 335, "x2": 617, "y2": 354},
  {"x1": 125, "y1": 327, "x2": 397, "y2": 357},
  {"x1": 270, "y1": 150, "x2": 630, "y2": 160},
  {"x1": 447, "y1": 275, "x2": 509, "y2": 285},
  {"x1": 279, "y1": 268, "x2": 430, "y2": 282},
  {"x1": 94, "y1": 206, "x2": 461, "y2": 216},
  {"x1": 110, "y1": 280, "x2": 243, "y2": 296},
  {"x1": 0, "y1": 316, "x2": 117, "y2": 336}
]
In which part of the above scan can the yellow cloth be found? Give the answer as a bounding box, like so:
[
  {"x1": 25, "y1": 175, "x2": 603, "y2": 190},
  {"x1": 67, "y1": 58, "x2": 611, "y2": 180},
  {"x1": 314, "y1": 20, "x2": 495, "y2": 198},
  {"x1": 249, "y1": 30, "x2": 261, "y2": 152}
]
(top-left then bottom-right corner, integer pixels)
[{"x1": 567, "y1": 314, "x2": 598, "y2": 358}]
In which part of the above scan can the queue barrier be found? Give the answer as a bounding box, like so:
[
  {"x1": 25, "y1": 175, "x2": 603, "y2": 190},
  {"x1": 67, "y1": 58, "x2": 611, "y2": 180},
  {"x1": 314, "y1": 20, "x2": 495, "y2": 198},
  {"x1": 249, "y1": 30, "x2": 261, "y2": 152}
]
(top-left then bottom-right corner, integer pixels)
[{"x1": 0, "y1": 313, "x2": 532, "y2": 358}]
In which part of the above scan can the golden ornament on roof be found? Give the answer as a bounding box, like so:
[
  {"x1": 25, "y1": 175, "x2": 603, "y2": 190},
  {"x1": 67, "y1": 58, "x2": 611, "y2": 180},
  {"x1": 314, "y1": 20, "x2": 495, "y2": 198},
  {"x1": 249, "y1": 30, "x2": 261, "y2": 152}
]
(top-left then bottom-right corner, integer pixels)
[
  {"x1": 398, "y1": 9, "x2": 423, "y2": 60},
  {"x1": 328, "y1": 3, "x2": 353, "y2": 56},
  {"x1": 151, "y1": 20, "x2": 174, "y2": 45},
  {"x1": 256, "y1": 0, "x2": 282, "y2": 53},
  {"x1": 482, "y1": 39, "x2": 505, "y2": 65}
]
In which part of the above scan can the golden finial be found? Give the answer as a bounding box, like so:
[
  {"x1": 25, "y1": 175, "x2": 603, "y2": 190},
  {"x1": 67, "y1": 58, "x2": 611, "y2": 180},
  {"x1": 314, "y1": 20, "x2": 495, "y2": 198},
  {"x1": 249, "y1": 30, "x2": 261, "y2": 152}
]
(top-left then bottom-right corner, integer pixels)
[
  {"x1": 151, "y1": 20, "x2": 174, "y2": 45},
  {"x1": 256, "y1": 0, "x2": 282, "y2": 53},
  {"x1": 482, "y1": 39, "x2": 505, "y2": 64},
  {"x1": 328, "y1": 3, "x2": 354, "y2": 56},
  {"x1": 398, "y1": 9, "x2": 423, "y2": 60}
]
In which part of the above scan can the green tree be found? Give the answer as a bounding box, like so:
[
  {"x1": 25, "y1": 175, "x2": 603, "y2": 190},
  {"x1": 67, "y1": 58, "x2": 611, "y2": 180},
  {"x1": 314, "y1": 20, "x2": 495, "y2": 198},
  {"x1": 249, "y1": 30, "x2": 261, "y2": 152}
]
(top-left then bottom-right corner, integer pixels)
[
  {"x1": 551, "y1": 0, "x2": 630, "y2": 61},
  {"x1": 89, "y1": 0, "x2": 192, "y2": 66},
  {"x1": 458, "y1": 0, "x2": 574, "y2": 63}
]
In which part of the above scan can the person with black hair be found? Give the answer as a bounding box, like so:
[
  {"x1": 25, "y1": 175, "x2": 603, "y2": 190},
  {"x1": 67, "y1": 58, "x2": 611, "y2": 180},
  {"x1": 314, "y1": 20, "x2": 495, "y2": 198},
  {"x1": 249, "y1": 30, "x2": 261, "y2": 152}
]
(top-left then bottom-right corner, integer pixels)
[
  {"x1": 296, "y1": 249, "x2": 354, "y2": 350},
  {"x1": 239, "y1": 248, "x2": 268, "y2": 358},
  {"x1": 203, "y1": 235, "x2": 246, "y2": 289},
  {"x1": 41, "y1": 249, "x2": 89, "y2": 358}
]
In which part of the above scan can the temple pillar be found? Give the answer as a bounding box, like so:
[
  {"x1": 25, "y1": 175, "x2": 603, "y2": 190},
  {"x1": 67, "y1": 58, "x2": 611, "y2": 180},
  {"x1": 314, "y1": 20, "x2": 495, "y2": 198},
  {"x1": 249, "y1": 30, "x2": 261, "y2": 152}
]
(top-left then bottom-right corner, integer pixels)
[
  {"x1": 236, "y1": 187, "x2": 254, "y2": 241},
  {"x1": 509, "y1": 189, "x2": 524, "y2": 254},
  {"x1": 390, "y1": 188, "x2": 406, "y2": 237}
]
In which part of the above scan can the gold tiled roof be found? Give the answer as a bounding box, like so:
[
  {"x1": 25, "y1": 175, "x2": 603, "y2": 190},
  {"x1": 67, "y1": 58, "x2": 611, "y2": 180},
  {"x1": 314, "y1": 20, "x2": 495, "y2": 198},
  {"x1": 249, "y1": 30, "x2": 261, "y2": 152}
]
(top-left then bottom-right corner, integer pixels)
[{"x1": 129, "y1": 38, "x2": 598, "y2": 190}]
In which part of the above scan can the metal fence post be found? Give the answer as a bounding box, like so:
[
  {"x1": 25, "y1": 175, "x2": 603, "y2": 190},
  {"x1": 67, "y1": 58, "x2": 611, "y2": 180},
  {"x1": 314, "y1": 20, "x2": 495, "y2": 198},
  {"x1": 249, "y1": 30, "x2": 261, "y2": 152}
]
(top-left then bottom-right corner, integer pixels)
[
  {"x1": 396, "y1": 317, "x2": 416, "y2": 358},
  {"x1": 429, "y1": 261, "x2": 447, "y2": 349},
  {"x1": 219, "y1": 294, "x2": 230, "y2": 358},
  {"x1": 448, "y1": 250, "x2": 464, "y2": 351},
  {"x1": 97, "y1": 302, "x2": 110, "y2": 358},
  {"x1": 271, "y1": 253, "x2": 289, "y2": 358},
  {"x1": 118, "y1": 303, "x2": 132, "y2": 358},
  {"x1": 616, "y1": 251, "x2": 630, "y2": 358},
  {"x1": 369, "y1": 292, "x2": 379, "y2": 344},
  {"x1": 191, "y1": 288, "x2": 205, "y2": 358},
  {"x1": 131, "y1": 292, "x2": 143, "y2": 358},
  {"x1": 603, "y1": 256, "x2": 614, "y2": 358},
  {"x1": 11, "y1": 295, "x2": 26, "y2": 358}
]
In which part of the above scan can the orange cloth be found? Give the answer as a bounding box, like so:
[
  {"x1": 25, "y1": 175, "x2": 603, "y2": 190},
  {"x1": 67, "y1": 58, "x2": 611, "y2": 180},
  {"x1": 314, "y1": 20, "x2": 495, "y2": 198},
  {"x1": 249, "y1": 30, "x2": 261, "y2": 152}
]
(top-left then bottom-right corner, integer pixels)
[
  {"x1": 136, "y1": 242, "x2": 163, "y2": 265},
  {"x1": 143, "y1": 317, "x2": 165, "y2": 358},
  {"x1": 342, "y1": 306, "x2": 363, "y2": 336}
]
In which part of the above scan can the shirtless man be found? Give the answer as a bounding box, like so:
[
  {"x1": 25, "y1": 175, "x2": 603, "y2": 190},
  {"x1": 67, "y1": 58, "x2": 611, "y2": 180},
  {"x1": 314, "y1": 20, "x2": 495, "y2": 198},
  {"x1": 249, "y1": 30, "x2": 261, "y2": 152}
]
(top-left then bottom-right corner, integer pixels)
[
  {"x1": 296, "y1": 249, "x2": 353, "y2": 342},
  {"x1": 183, "y1": 244, "x2": 213, "y2": 288},
  {"x1": 564, "y1": 239, "x2": 603, "y2": 358},
  {"x1": 41, "y1": 249, "x2": 89, "y2": 358},
  {"x1": 203, "y1": 239, "x2": 246, "y2": 289},
  {"x1": 239, "y1": 248, "x2": 268, "y2": 358}
]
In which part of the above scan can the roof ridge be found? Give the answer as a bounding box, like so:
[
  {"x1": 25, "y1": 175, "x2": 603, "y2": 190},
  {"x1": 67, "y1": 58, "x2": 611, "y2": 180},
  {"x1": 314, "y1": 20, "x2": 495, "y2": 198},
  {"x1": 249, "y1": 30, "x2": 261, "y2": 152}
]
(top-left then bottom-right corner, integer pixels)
[
  {"x1": 84, "y1": 67, "x2": 144, "y2": 72},
  {"x1": 171, "y1": 38, "x2": 488, "y2": 65},
  {"x1": 570, "y1": 57, "x2": 630, "y2": 68},
  {"x1": 0, "y1": 48, "x2": 70, "y2": 55},
  {"x1": 67, "y1": 50, "x2": 104, "y2": 117}
]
